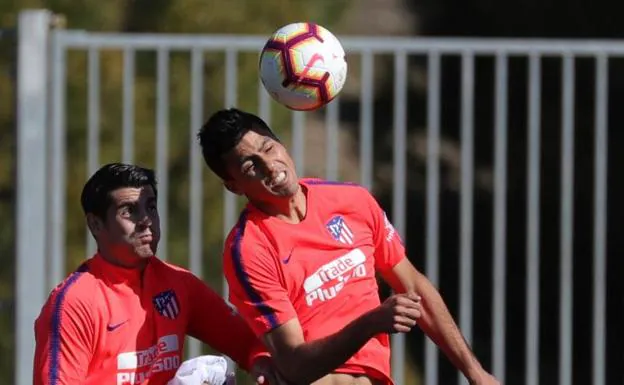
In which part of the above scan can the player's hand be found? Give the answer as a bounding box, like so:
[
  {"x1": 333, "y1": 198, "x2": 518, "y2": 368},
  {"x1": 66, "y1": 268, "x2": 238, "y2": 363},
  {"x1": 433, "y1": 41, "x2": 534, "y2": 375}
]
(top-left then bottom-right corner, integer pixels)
[
  {"x1": 251, "y1": 355, "x2": 290, "y2": 385},
  {"x1": 372, "y1": 292, "x2": 422, "y2": 334}
]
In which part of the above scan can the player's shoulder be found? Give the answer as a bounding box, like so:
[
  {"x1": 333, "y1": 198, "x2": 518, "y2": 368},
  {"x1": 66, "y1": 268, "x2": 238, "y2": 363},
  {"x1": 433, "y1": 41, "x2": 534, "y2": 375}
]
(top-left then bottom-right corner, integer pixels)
[
  {"x1": 222, "y1": 209, "x2": 276, "y2": 277},
  {"x1": 302, "y1": 177, "x2": 370, "y2": 194},
  {"x1": 224, "y1": 208, "x2": 270, "y2": 252},
  {"x1": 35, "y1": 262, "x2": 99, "y2": 333},
  {"x1": 301, "y1": 177, "x2": 364, "y2": 190},
  {"x1": 152, "y1": 258, "x2": 207, "y2": 292},
  {"x1": 302, "y1": 177, "x2": 374, "y2": 203},
  {"x1": 151, "y1": 257, "x2": 193, "y2": 276},
  {"x1": 42, "y1": 262, "x2": 96, "y2": 311}
]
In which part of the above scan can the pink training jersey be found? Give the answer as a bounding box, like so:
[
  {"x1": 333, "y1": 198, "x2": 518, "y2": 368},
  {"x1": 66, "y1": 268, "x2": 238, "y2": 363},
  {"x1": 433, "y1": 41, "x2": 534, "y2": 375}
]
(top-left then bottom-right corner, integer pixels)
[
  {"x1": 223, "y1": 179, "x2": 406, "y2": 385},
  {"x1": 34, "y1": 254, "x2": 266, "y2": 385}
]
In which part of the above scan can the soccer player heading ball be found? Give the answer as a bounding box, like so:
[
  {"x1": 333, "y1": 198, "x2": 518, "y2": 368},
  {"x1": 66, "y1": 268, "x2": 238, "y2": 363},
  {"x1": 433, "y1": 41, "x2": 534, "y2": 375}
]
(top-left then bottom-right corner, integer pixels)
[{"x1": 198, "y1": 108, "x2": 500, "y2": 385}]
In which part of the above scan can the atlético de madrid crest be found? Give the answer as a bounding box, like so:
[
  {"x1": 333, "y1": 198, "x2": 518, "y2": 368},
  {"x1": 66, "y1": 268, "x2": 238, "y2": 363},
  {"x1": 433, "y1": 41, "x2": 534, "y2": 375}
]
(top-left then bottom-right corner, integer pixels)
[
  {"x1": 153, "y1": 289, "x2": 180, "y2": 320},
  {"x1": 326, "y1": 215, "x2": 354, "y2": 245}
]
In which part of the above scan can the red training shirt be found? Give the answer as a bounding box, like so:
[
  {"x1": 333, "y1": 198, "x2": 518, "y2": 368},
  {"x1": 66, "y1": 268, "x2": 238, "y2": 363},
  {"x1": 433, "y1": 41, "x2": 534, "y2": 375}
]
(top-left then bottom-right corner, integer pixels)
[
  {"x1": 34, "y1": 254, "x2": 266, "y2": 385},
  {"x1": 223, "y1": 179, "x2": 406, "y2": 385}
]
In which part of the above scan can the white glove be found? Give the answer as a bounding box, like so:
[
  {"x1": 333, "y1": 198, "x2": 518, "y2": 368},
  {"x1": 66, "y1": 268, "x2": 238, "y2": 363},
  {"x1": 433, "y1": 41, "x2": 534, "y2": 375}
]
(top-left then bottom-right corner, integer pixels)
[{"x1": 167, "y1": 355, "x2": 235, "y2": 385}]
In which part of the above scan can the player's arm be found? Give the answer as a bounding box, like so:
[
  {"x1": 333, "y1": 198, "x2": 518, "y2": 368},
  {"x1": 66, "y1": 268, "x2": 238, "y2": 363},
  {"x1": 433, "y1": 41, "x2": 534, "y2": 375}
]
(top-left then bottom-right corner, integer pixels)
[
  {"x1": 262, "y1": 313, "x2": 384, "y2": 384},
  {"x1": 186, "y1": 272, "x2": 267, "y2": 371},
  {"x1": 224, "y1": 238, "x2": 410, "y2": 385},
  {"x1": 33, "y1": 288, "x2": 95, "y2": 385},
  {"x1": 381, "y1": 259, "x2": 486, "y2": 381},
  {"x1": 365, "y1": 190, "x2": 487, "y2": 382}
]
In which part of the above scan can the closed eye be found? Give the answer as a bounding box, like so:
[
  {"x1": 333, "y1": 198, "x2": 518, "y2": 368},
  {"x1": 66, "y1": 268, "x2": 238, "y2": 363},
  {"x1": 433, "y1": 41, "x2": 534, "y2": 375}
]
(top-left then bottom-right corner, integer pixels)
[{"x1": 242, "y1": 161, "x2": 255, "y2": 174}]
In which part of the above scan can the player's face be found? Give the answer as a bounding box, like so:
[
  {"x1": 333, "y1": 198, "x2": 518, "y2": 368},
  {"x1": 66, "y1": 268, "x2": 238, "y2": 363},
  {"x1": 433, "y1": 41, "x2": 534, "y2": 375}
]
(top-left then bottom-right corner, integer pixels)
[
  {"x1": 223, "y1": 129, "x2": 300, "y2": 200},
  {"x1": 91, "y1": 186, "x2": 161, "y2": 266}
]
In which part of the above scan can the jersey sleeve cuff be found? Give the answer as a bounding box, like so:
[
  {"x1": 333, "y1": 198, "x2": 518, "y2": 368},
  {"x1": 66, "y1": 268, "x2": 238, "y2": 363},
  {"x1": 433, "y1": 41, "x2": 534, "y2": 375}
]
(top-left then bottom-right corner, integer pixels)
[
  {"x1": 247, "y1": 342, "x2": 271, "y2": 371},
  {"x1": 242, "y1": 304, "x2": 298, "y2": 337}
]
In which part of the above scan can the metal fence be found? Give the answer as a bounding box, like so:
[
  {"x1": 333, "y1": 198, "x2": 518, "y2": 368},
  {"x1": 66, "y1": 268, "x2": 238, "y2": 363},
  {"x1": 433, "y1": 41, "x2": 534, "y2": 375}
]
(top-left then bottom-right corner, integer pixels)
[{"x1": 15, "y1": 9, "x2": 614, "y2": 385}]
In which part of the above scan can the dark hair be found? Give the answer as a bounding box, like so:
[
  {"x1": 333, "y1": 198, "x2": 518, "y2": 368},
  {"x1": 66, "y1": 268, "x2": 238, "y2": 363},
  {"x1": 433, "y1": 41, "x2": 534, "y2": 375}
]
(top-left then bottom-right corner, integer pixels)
[
  {"x1": 197, "y1": 107, "x2": 279, "y2": 180},
  {"x1": 81, "y1": 163, "x2": 157, "y2": 219}
]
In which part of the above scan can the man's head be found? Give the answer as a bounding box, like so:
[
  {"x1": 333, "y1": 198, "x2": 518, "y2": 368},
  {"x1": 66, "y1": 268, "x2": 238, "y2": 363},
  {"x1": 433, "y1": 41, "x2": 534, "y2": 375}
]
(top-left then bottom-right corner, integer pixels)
[
  {"x1": 81, "y1": 163, "x2": 160, "y2": 266},
  {"x1": 197, "y1": 108, "x2": 300, "y2": 202}
]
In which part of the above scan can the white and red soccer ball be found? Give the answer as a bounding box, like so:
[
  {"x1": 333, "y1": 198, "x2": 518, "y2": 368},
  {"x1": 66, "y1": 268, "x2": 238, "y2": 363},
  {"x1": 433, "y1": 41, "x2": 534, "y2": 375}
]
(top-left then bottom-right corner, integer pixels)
[{"x1": 259, "y1": 22, "x2": 348, "y2": 111}]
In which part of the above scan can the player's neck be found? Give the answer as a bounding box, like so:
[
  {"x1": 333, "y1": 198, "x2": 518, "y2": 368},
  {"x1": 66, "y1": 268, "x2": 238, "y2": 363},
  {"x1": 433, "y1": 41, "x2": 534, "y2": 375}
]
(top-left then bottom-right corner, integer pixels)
[
  {"x1": 98, "y1": 247, "x2": 149, "y2": 272},
  {"x1": 253, "y1": 187, "x2": 307, "y2": 224}
]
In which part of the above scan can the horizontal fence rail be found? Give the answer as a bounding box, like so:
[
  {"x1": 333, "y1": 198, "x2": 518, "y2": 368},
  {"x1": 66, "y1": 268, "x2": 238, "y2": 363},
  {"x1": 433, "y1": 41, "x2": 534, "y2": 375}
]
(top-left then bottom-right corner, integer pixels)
[{"x1": 54, "y1": 30, "x2": 624, "y2": 56}]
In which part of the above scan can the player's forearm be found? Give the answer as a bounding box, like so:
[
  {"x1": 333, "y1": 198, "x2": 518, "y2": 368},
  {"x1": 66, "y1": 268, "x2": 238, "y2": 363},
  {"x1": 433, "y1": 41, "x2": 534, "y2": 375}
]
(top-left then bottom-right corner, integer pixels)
[
  {"x1": 274, "y1": 312, "x2": 378, "y2": 384},
  {"x1": 415, "y1": 276, "x2": 483, "y2": 380}
]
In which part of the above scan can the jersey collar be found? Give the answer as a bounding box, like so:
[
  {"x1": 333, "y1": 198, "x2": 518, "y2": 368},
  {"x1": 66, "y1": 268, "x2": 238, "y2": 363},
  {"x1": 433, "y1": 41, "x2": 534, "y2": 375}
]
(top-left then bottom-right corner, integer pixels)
[{"x1": 91, "y1": 253, "x2": 155, "y2": 285}]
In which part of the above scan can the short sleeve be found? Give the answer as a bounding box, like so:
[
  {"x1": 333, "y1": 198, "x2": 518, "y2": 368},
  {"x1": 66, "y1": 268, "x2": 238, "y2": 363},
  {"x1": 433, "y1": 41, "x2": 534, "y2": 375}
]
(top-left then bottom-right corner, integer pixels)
[
  {"x1": 363, "y1": 189, "x2": 407, "y2": 272},
  {"x1": 33, "y1": 283, "x2": 94, "y2": 385},
  {"x1": 223, "y1": 227, "x2": 297, "y2": 337}
]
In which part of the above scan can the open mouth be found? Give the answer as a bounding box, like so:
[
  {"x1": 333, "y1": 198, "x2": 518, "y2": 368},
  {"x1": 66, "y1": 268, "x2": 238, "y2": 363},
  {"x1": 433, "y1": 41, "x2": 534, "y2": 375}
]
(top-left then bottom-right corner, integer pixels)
[{"x1": 269, "y1": 171, "x2": 287, "y2": 188}]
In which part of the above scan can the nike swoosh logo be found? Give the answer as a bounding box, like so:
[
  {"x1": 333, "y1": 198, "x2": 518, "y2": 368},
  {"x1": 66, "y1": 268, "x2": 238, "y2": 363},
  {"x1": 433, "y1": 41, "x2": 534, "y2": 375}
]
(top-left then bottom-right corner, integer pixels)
[
  {"x1": 299, "y1": 53, "x2": 324, "y2": 81},
  {"x1": 107, "y1": 320, "x2": 128, "y2": 332},
  {"x1": 282, "y1": 249, "x2": 295, "y2": 264}
]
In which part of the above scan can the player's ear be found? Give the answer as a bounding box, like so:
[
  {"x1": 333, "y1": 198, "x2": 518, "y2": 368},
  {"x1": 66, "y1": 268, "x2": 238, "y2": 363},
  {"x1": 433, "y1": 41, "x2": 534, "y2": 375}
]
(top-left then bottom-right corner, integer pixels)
[
  {"x1": 224, "y1": 180, "x2": 244, "y2": 196},
  {"x1": 86, "y1": 213, "x2": 104, "y2": 236}
]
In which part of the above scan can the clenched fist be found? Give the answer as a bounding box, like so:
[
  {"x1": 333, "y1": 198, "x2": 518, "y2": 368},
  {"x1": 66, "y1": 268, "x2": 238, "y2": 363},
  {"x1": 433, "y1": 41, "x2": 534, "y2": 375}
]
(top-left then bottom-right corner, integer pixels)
[{"x1": 371, "y1": 292, "x2": 422, "y2": 334}]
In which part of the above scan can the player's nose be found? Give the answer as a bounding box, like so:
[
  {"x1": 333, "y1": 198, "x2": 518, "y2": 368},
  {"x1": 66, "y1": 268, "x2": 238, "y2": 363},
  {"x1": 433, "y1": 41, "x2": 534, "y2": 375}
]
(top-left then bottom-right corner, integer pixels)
[
  {"x1": 136, "y1": 210, "x2": 152, "y2": 227},
  {"x1": 258, "y1": 155, "x2": 278, "y2": 176},
  {"x1": 267, "y1": 161, "x2": 283, "y2": 179}
]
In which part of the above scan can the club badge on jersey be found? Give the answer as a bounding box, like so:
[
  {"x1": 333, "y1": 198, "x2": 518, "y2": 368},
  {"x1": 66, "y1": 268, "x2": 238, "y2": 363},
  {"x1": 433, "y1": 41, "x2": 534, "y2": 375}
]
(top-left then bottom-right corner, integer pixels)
[
  {"x1": 326, "y1": 216, "x2": 354, "y2": 245},
  {"x1": 153, "y1": 290, "x2": 180, "y2": 320}
]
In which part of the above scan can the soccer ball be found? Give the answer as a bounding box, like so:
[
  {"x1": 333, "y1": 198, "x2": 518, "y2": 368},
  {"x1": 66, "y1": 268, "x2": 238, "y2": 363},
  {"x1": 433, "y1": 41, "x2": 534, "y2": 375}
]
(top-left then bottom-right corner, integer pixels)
[{"x1": 259, "y1": 22, "x2": 348, "y2": 111}]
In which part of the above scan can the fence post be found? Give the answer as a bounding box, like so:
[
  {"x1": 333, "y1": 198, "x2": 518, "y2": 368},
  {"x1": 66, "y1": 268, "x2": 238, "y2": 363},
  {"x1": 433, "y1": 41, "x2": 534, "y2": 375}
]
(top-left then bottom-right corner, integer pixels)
[{"x1": 15, "y1": 9, "x2": 52, "y2": 385}]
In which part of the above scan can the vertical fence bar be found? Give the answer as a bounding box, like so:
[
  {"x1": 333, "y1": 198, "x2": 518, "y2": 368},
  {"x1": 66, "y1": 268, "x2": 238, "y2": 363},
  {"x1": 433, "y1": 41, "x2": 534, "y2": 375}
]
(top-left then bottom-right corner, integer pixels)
[
  {"x1": 492, "y1": 52, "x2": 508, "y2": 383},
  {"x1": 223, "y1": 48, "x2": 239, "y2": 277},
  {"x1": 188, "y1": 48, "x2": 204, "y2": 359},
  {"x1": 49, "y1": 32, "x2": 67, "y2": 291},
  {"x1": 15, "y1": 10, "x2": 51, "y2": 385},
  {"x1": 325, "y1": 98, "x2": 339, "y2": 180},
  {"x1": 291, "y1": 111, "x2": 305, "y2": 174},
  {"x1": 526, "y1": 52, "x2": 542, "y2": 385},
  {"x1": 391, "y1": 50, "x2": 408, "y2": 385},
  {"x1": 458, "y1": 51, "x2": 475, "y2": 385},
  {"x1": 122, "y1": 48, "x2": 135, "y2": 164},
  {"x1": 559, "y1": 53, "x2": 575, "y2": 385},
  {"x1": 86, "y1": 47, "x2": 100, "y2": 256},
  {"x1": 222, "y1": 50, "x2": 238, "y2": 238},
  {"x1": 592, "y1": 53, "x2": 608, "y2": 385},
  {"x1": 156, "y1": 48, "x2": 170, "y2": 261},
  {"x1": 223, "y1": 48, "x2": 239, "y2": 372},
  {"x1": 359, "y1": 50, "x2": 374, "y2": 190},
  {"x1": 258, "y1": 79, "x2": 271, "y2": 124},
  {"x1": 425, "y1": 50, "x2": 441, "y2": 385}
]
